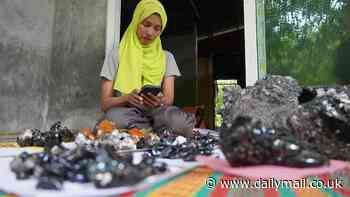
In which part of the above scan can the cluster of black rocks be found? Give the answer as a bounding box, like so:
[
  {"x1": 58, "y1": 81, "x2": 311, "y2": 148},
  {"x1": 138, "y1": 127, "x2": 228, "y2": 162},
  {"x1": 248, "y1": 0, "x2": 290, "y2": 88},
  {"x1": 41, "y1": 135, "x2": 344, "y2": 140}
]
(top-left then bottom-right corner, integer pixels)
[
  {"x1": 11, "y1": 127, "x2": 218, "y2": 190},
  {"x1": 220, "y1": 116, "x2": 328, "y2": 167},
  {"x1": 10, "y1": 145, "x2": 167, "y2": 190},
  {"x1": 220, "y1": 75, "x2": 350, "y2": 167},
  {"x1": 16, "y1": 121, "x2": 75, "y2": 148},
  {"x1": 148, "y1": 130, "x2": 218, "y2": 161}
]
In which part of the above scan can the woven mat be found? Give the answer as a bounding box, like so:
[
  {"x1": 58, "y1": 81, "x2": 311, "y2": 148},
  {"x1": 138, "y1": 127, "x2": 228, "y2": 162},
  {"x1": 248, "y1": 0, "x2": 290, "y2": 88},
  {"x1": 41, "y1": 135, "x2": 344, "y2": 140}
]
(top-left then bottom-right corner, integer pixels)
[
  {"x1": 0, "y1": 142, "x2": 18, "y2": 148},
  {"x1": 1, "y1": 166, "x2": 350, "y2": 197},
  {"x1": 123, "y1": 166, "x2": 350, "y2": 197},
  {"x1": 0, "y1": 190, "x2": 17, "y2": 197}
]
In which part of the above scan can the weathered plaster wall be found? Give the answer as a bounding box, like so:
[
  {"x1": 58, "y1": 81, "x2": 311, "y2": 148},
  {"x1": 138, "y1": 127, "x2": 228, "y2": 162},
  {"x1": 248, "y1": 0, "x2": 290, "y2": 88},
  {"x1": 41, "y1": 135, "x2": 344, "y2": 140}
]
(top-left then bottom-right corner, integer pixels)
[
  {"x1": 0, "y1": 0, "x2": 55, "y2": 131},
  {"x1": 0, "y1": 0, "x2": 106, "y2": 131},
  {"x1": 48, "y1": 0, "x2": 106, "y2": 130}
]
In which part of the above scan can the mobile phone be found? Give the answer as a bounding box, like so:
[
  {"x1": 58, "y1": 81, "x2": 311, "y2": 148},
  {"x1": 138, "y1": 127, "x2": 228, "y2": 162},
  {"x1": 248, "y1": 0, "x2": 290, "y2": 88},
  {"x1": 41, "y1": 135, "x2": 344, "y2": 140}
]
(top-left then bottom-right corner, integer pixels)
[{"x1": 139, "y1": 85, "x2": 162, "y2": 96}]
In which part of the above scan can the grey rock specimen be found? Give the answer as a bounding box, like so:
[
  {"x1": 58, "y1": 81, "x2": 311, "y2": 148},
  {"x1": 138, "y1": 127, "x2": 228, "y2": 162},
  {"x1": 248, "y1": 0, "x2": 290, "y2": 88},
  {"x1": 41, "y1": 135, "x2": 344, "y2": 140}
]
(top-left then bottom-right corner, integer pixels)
[{"x1": 221, "y1": 75, "x2": 301, "y2": 133}]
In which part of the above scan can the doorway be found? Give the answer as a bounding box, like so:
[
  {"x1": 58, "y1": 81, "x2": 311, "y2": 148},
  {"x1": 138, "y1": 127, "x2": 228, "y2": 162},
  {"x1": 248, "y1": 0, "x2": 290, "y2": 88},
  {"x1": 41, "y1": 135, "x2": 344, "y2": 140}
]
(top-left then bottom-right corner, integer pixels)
[{"x1": 197, "y1": 1, "x2": 245, "y2": 129}]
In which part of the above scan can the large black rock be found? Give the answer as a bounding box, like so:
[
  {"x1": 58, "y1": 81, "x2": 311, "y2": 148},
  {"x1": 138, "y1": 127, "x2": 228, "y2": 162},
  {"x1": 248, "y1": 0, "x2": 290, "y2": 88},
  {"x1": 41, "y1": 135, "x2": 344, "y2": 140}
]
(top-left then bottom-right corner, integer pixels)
[
  {"x1": 220, "y1": 116, "x2": 328, "y2": 167},
  {"x1": 220, "y1": 75, "x2": 350, "y2": 165}
]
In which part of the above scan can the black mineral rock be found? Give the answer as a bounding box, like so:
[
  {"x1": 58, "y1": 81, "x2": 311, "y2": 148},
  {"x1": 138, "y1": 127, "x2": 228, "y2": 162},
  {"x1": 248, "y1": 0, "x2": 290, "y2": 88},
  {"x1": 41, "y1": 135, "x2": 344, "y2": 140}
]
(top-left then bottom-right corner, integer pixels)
[
  {"x1": 220, "y1": 75, "x2": 350, "y2": 164},
  {"x1": 220, "y1": 116, "x2": 328, "y2": 167},
  {"x1": 17, "y1": 121, "x2": 75, "y2": 148},
  {"x1": 149, "y1": 131, "x2": 218, "y2": 161},
  {"x1": 10, "y1": 145, "x2": 168, "y2": 190}
]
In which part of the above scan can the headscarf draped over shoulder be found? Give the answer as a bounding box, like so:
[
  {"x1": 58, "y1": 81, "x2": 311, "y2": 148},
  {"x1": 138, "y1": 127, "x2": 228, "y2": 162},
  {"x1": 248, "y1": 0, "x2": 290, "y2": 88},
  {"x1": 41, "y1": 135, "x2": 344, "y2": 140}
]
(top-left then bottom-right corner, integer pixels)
[{"x1": 113, "y1": 0, "x2": 167, "y2": 94}]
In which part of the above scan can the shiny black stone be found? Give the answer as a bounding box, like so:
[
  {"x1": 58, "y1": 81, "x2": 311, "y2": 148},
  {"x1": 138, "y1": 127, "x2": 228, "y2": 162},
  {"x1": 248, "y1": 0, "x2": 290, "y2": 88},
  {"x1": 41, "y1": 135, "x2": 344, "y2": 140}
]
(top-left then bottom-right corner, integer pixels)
[
  {"x1": 36, "y1": 176, "x2": 63, "y2": 190},
  {"x1": 17, "y1": 121, "x2": 75, "y2": 148},
  {"x1": 220, "y1": 116, "x2": 329, "y2": 167}
]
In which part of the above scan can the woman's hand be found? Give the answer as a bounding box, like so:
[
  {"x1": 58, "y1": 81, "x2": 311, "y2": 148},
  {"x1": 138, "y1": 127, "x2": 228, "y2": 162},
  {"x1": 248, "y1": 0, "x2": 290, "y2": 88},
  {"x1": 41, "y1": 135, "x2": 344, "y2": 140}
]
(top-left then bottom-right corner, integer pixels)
[
  {"x1": 126, "y1": 89, "x2": 144, "y2": 107},
  {"x1": 141, "y1": 92, "x2": 163, "y2": 108},
  {"x1": 140, "y1": 76, "x2": 176, "y2": 108}
]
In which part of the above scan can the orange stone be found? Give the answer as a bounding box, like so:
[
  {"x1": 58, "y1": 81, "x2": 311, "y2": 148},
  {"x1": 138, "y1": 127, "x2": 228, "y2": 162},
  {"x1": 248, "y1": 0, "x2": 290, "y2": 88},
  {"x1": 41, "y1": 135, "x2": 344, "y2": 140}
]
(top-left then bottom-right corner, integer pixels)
[
  {"x1": 97, "y1": 120, "x2": 115, "y2": 133},
  {"x1": 80, "y1": 127, "x2": 96, "y2": 140},
  {"x1": 128, "y1": 128, "x2": 145, "y2": 138}
]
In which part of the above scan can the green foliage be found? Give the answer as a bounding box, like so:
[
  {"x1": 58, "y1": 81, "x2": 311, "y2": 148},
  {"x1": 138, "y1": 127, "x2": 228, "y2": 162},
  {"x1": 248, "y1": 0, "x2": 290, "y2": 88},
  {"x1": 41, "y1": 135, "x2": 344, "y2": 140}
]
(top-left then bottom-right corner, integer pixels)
[
  {"x1": 215, "y1": 80, "x2": 239, "y2": 129},
  {"x1": 215, "y1": 84, "x2": 224, "y2": 129},
  {"x1": 265, "y1": 0, "x2": 350, "y2": 85}
]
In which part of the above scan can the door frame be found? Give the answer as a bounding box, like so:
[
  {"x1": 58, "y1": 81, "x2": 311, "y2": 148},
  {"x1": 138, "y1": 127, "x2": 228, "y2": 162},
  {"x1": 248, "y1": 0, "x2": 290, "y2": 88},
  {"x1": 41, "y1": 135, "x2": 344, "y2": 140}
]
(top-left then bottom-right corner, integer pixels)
[
  {"x1": 244, "y1": 0, "x2": 259, "y2": 86},
  {"x1": 105, "y1": 0, "x2": 121, "y2": 54}
]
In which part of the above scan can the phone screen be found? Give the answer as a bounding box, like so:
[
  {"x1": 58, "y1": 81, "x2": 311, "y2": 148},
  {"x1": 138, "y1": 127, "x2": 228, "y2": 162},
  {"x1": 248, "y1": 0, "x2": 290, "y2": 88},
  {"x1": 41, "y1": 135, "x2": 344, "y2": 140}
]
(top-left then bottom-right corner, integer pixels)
[{"x1": 139, "y1": 85, "x2": 161, "y2": 96}]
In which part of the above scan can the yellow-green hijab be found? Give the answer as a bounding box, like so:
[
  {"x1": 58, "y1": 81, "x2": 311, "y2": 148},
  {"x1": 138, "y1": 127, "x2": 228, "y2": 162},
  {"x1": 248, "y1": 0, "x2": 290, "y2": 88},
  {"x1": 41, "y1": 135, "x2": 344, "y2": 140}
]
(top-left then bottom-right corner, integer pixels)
[{"x1": 113, "y1": 0, "x2": 167, "y2": 94}]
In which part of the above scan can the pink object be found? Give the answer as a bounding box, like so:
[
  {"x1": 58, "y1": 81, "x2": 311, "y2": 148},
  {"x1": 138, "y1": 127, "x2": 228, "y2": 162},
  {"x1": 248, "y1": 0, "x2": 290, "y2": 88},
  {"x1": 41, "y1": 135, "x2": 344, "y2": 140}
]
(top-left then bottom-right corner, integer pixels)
[{"x1": 196, "y1": 155, "x2": 350, "y2": 180}]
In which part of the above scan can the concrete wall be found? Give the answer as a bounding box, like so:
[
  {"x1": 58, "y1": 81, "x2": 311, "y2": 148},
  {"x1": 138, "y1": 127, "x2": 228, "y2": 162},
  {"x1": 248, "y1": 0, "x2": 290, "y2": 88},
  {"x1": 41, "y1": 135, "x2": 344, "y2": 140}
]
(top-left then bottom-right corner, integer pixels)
[
  {"x1": 0, "y1": 0, "x2": 106, "y2": 131},
  {"x1": 48, "y1": 0, "x2": 106, "y2": 130}
]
